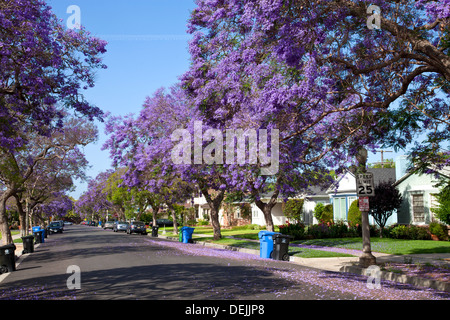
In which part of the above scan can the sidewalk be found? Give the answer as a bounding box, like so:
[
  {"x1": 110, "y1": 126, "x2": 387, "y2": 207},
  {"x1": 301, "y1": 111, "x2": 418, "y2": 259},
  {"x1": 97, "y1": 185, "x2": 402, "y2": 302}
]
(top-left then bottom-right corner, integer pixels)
[{"x1": 160, "y1": 233, "x2": 450, "y2": 293}]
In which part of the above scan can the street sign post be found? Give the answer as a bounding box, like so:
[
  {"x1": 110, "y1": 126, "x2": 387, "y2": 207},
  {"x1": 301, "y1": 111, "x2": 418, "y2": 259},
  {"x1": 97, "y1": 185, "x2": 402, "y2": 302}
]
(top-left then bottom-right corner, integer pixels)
[{"x1": 356, "y1": 171, "x2": 376, "y2": 267}]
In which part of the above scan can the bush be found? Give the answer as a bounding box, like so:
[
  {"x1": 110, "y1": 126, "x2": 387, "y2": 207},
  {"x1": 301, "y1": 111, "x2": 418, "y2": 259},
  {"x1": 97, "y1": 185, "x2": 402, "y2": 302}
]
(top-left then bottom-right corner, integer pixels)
[
  {"x1": 284, "y1": 199, "x2": 304, "y2": 223},
  {"x1": 347, "y1": 200, "x2": 362, "y2": 227},
  {"x1": 313, "y1": 203, "x2": 333, "y2": 223},
  {"x1": 389, "y1": 225, "x2": 431, "y2": 240},
  {"x1": 279, "y1": 222, "x2": 306, "y2": 240},
  {"x1": 305, "y1": 220, "x2": 351, "y2": 239},
  {"x1": 429, "y1": 222, "x2": 449, "y2": 241}
]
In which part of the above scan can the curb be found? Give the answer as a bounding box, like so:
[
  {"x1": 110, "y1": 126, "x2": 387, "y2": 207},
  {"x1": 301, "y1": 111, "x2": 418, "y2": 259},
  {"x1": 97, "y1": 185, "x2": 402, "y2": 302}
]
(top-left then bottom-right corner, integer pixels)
[
  {"x1": 340, "y1": 265, "x2": 450, "y2": 293},
  {"x1": 158, "y1": 234, "x2": 450, "y2": 293}
]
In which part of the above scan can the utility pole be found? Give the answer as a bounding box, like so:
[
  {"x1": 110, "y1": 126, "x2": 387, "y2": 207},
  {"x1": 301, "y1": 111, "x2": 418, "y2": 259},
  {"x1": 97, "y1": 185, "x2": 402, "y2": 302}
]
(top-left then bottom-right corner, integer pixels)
[{"x1": 375, "y1": 150, "x2": 393, "y2": 168}]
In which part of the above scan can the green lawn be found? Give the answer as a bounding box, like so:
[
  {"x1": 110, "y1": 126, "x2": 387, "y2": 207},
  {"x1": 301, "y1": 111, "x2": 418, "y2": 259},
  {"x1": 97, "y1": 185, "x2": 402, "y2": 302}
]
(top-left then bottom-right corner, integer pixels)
[
  {"x1": 0, "y1": 230, "x2": 20, "y2": 240},
  {"x1": 160, "y1": 226, "x2": 450, "y2": 256},
  {"x1": 293, "y1": 237, "x2": 450, "y2": 255}
]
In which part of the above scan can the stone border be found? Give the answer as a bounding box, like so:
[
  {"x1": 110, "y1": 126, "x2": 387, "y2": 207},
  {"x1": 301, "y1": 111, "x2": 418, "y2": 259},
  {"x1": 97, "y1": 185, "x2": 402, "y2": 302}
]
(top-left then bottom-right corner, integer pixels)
[
  {"x1": 159, "y1": 234, "x2": 450, "y2": 293},
  {"x1": 340, "y1": 265, "x2": 450, "y2": 293}
]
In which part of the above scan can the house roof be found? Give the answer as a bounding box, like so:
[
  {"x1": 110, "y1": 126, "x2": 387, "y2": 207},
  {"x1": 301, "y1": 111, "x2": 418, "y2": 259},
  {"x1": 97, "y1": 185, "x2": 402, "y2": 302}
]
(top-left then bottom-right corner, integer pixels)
[
  {"x1": 393, "y1": 166, "x2": 450, "y2": 186},
  {"x1": 327, "y1": 168, "x2": 396, "y2": 194}
]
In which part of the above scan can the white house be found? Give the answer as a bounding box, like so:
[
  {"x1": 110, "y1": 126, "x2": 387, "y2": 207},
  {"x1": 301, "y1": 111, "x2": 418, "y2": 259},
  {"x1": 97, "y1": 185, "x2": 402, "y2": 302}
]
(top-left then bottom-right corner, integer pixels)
[{"x1": 393, "y1": 159, "x2": 450, "y2": 225}]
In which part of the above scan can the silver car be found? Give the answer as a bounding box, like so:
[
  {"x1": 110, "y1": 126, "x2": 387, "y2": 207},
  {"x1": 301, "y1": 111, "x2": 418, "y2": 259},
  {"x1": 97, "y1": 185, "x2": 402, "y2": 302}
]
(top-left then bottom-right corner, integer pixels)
[{"x1": 113, "y1": 221, "x2": 129, "y2": 232}]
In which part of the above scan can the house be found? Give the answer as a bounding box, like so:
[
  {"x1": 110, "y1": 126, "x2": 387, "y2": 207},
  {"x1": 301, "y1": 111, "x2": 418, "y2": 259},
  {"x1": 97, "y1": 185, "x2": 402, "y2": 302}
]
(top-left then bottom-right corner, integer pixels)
[
  {"x1": 301, "y1": 186, "x2": 330, "y2": 224},
  {"x1": 393, "y1": 156, "x2": 450, "y2": 225},
  {"x1": 189, "y1": 155, "x2": 450, "y2": 228},
  {"x1": 326, "y1": 167, "x2": 397, "y2": 226}
]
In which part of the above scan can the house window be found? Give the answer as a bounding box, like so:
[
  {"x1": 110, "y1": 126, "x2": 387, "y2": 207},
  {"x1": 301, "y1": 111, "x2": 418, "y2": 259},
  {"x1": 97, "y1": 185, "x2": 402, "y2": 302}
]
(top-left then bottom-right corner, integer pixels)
[
  {"x1": 334, "y1": 197, "x2": 347, "y2": 221},
  {"x1": 412, "y1": 194, "x2": 425, "y2": 223},
  {"x1": 430, "y1": 193, "x2": 439, "y2": 222}
]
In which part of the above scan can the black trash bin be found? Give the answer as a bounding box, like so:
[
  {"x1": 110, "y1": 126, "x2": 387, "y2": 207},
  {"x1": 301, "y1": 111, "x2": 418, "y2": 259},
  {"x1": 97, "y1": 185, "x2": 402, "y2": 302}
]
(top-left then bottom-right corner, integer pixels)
[
  {"x1": 21, "y1": 235, "x2": 35, "y2": 254},
  {"x1": 0, "y1": 244, "x2": 16, "y2": 274},
  {"x1": 33, "y1": 230, "x2": 43, "y2": 244},
  {"x1": 271, "y1": 234, "x2": 292, "y2": 261},
  {"x1": 152, "y1": 226, "x2": 159, "y2": 237}
]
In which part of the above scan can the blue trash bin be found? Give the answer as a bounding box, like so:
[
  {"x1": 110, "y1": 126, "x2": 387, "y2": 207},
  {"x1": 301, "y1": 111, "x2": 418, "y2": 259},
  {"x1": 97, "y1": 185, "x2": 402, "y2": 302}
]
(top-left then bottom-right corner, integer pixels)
[
  {"x1": 181, "y1": 226, "x2": 195, "y2": 243},
  {"x1": 258, "y1": 231, "x2": 280, "y2": 259},
  {"x1": 32, "y1": 226, "x2": 45, "y2": 244}
]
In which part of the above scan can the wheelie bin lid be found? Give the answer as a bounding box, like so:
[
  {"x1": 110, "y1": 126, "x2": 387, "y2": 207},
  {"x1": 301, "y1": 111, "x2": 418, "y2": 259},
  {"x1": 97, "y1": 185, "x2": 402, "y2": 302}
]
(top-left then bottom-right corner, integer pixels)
[
  {"x1": 0, "y1": 243, "x2": 16, "y2": 251},
  {"x1": 272, "y1": 234, "x2": 294, "y2": 241},
  {"x1": 258, "y1": 231, "x2": 280, "y2": 239}
]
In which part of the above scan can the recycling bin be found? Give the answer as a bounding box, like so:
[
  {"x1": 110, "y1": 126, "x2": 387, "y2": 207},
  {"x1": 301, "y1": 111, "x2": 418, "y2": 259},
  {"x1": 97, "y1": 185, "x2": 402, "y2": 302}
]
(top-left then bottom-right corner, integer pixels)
[
  {"x1": 272, "y1": 234, "x2": 293, "y2": 261},
  {"x1": 0, "y1": 244, "x2": 16, "y2": 274},
  {"x1": 21, "y1": 235, "x2": 35, "y2": 254},
  {"x1": 258, "y1": 231, "x2": 280, "y2": 259},
  {"x1": 181, "y1": 226, "x2": 195, "y2": 243},
  {"x1": 152, "y1": 226, "x2": 159, "y2": 237},
  {"x1": 32, "y1": 226, "x2": 45, "y2": 244},
  {"x1": 179, "y1": 229, "x2": 183, "y2": 242}
]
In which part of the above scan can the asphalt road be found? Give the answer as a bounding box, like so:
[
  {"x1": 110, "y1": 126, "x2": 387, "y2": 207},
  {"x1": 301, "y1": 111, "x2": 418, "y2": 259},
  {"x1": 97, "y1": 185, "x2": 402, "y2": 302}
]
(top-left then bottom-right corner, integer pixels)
[{"x1": 0, "y1": 225, "x2": 448, "y2": 303}]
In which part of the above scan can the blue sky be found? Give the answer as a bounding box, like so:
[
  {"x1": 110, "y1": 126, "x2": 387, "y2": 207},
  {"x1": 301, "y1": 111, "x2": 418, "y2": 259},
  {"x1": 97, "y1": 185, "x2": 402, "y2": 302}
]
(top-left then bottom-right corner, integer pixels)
[
  {"x1": 47, "y1": 0, "x2": 197, "y2": 199},
  {"x1": 47, "y1": 1, "x2": 404, "y2": 199}
]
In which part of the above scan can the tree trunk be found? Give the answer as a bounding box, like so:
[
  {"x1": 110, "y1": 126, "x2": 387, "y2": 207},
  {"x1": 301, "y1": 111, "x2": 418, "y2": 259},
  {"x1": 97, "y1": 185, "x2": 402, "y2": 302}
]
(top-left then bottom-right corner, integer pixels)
[
  {"x1": 171, "y1": 210, "x2": 178, "y2": 234},
  {"x1": 0, "y1": 192, "x2": 14, "y2": 245},
  {"x1": 253, "y1": 189, "x2": 279, "y2": 232},
  {"x1": 14, "y1": 195, "x2": 26, "y2": 237},
  {"x1": 198, "y1": 182, "x2": 225, "y2": 240}
]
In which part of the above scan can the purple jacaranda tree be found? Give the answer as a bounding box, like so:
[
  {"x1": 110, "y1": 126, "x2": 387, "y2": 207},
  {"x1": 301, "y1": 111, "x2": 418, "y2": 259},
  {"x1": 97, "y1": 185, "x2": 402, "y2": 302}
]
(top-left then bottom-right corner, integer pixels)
[
  {"x1": 33, "y1": 192, "x2": 74, "y2": 224},
  {"x1": 103, "y1": 85, "x2": 233, "y2": 239},
  {"x1": 13, "y1": 135, "x2": 90, "y2": 236},
  {"x1": 0, "y1": 0, "x2": 107, "y2": 152},
  {"x1": 0, "y1": 0, "x2": 106, "y2": 244},
  {"x1": 0, "y1": 117, "x2": 97, "y2": 244},
  {"x1": 75, "y1": 171, "x2": 114, "y2": 222},
  {"x1": 180, "y1": 0, "x2": 386, "y2": 231}
]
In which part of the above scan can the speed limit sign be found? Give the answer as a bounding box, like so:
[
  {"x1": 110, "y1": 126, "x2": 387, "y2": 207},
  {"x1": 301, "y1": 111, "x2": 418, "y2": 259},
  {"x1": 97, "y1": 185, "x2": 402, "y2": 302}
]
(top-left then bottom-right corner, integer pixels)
[{"x1": 356, "y1": 173, "x2": 375, "y2": 197}]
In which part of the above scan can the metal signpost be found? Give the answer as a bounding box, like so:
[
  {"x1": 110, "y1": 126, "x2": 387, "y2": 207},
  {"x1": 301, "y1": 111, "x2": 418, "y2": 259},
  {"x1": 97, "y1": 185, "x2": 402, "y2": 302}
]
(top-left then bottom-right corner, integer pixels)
[{"x1": 356, "y1": 172, "x2": 377, "y2": 267}]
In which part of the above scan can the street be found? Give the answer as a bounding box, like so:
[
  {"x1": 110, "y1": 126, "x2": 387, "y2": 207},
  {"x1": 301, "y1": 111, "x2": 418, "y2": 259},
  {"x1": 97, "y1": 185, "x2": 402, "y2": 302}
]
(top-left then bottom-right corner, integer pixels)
[{"x1": 0, "y1": 225, "x2": 448, "y2": 302}]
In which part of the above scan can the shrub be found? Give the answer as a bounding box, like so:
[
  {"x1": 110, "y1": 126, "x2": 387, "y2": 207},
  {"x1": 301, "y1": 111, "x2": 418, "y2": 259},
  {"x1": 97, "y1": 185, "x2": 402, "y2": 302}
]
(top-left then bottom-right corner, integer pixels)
[
  {"x1": 347, "y1": 200, "x2": 362, "y2": 227},
  {"x1": 313, "y1": 203, "x2": 325, "y2": 222},
  {"x1": 322, "y1": 204, "x2": 333, "y2": 223},
  {"x1": 279, "y1": 222, "x2": 306, "y2": 240},
  {"x1": 389, "y1": 224, "x2": 431, "y2": 240},
  {"x1": 284, "y1": 199, "x2": 304, "y2": 223},
  {"x1": 429, "y1": 222, "x2": 449, "y2": 241},
  {"x1": 313, "y1": 203, "x2": 333, "y2": 223}
]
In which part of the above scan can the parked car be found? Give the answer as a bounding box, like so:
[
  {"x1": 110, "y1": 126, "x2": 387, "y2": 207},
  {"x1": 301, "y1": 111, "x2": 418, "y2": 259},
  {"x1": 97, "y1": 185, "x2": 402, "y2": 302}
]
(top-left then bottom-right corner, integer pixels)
[
  {"x1": 64, "y1": 221, "x2": 73, "y2": 226},
  {"x1": 103, "y1": 221, "x2": 114, "y2": 230},
  {"x1": 89, "y1": 221, "x2": 97, "y2": 226},
  {"x1": 156, "y1": 219, "x2": 174, "y2": 227},
  {"x1": 48, "y1": 221, "x2": 63, "y2": 234},
  {"x1": 126, "y1": 221, "x2": 147, "y2": 235},
  {"x1": 113, "y1": 221, "x2": 129, "y2": 232}
]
